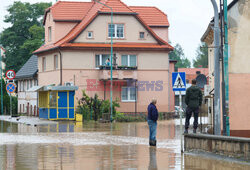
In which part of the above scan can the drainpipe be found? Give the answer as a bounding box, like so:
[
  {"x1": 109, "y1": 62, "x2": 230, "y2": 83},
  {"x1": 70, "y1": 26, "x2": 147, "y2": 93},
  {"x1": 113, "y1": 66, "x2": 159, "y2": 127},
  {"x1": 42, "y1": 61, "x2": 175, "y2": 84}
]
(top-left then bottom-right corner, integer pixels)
[
  {"x1": 211, "y1": 0, "x2": 221, "y2": 135},
  {"x1": 58, "y1": 48, "x2": 62, "y2": 86}
]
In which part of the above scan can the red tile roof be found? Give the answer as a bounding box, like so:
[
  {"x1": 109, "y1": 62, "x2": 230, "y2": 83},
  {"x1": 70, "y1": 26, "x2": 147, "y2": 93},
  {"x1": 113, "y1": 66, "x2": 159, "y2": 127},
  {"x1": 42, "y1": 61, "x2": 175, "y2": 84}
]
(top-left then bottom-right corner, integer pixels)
[
  {"x1": 130, "y1": 6, "x2": 169, "y2": 27},
  {"x1": 35, "y1": 0, "x2": 173, "y2": 54},
  {"x1": 178, "y1": 68, "x2": 209, "y2": 76},
  {"x1": 100, "y1": 0, "x2": 134, "y2": 13}
]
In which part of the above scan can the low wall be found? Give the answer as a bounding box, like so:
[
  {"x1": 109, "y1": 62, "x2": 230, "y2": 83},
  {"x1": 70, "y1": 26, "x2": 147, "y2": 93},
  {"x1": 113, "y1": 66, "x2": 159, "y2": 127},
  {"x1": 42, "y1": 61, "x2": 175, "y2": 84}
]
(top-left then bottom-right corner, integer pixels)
[{"x1": 184, "y1": 134, "x2": 250, "y2": 161}]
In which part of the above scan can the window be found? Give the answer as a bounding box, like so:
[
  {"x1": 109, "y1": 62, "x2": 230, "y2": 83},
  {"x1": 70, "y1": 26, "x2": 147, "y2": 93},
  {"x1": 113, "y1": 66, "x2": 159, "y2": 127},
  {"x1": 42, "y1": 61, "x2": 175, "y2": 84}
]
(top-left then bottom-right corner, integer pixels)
[
  {"x1": 30, "y1": 80, "x2": 33, "y2": 88},
  {"x1": 139, "y1": 32, "x2": 145, "y2": 39},
  {"x1": 121, "y1": 87, "x2": 136, "y2": 102},
  {"x1": 49, "y1": 91, "x2": 57, "y2": 108},
  {"x1": 23, "y1": 81, "x2": 26, "y2": 91},
  {"x1": 87, "y1": 31, "x2": 93, "y2": 39},
  {"x1": 95, "y1": 54, "x2": 116, "y2": 67},
  {"x1": 54, "y1": 55, "x2": 58, "y2": 70},
  {"x1": 27, "y1": 80, "x2": 29, "y2": 90},
  {"x1": 48, "y1": 27, "x2": 52, "y2": 42},
  {"x1": 108, "y1": 24, "x2": 124, "y2": 38},
  {"x1": 121, "y1": 55, "x2": 137, "y2": 67},
  {"x1": 42, "y1": 57, "x2": 46, "y2": 72}
]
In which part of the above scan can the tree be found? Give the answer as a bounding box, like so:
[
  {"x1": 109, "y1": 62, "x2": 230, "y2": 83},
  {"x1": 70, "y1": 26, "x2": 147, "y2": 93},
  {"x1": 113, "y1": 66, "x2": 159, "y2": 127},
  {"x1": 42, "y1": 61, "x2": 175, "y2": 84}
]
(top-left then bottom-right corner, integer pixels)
[
  {"x1": 169, "y1": 43, "x2": 191, "y2": 70},
  {"x1": 193, "y1": 43, "x2": 208, "y2": 68},
  {"x1": 0, "y1": 1, "x2": 51, "y2": 72}
]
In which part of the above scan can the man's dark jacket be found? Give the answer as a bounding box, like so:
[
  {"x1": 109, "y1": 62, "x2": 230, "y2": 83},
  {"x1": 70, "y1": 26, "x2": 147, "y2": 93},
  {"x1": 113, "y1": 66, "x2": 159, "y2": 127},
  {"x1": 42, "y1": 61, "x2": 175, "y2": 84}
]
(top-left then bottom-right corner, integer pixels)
[
  {"x1": 185, "y1": 85, "x2": 203, "y2": 109},
  {"x1": 147, "y1": 103, "x2": 158, "y2": 121}
]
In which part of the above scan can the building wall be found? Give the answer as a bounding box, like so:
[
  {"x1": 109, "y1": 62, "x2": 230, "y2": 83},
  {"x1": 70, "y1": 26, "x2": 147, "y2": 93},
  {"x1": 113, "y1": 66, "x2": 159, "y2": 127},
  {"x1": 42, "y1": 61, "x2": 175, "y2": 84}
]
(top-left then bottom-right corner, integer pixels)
[
  {"x1": 151, "y1": 27, "x2": 169, "y2": 42},
  {"x1": 0, "y1": 47, "x2": 5, "y2": 72},
  {"x1": 74, "y1": 15, "x2": 157, "y2": 44},
  {"x1": 18, "y1": 79, "x2": 38, "y2": 115},
  {"x1": 37, "y1": 50, "x2": 172, "y2": 112},
  {"x1": 44, "y1": 12, "x2": 77, "y2": 45},
  {"x1": 203, "y1": 0, "x2": 250, "y2": 133}
]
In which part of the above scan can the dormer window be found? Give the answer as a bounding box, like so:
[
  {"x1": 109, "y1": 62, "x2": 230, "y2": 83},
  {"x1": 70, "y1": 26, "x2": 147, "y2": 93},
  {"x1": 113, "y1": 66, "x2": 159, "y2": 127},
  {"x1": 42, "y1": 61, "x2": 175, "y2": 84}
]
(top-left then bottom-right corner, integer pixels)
[
  {"x1": 108, "y1": 24, "x2": 124, "y2": 38},
  {"x1": 87, "y1": 31, "x2": 93, "y2": 39}
]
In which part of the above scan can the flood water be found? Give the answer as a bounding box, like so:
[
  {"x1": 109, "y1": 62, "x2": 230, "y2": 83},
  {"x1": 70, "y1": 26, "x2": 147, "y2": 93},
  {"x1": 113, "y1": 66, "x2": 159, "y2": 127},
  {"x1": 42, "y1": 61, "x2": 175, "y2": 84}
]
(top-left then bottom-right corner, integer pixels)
[{"x1": 0, "y1": 120, "x2": 249, "y2": 170}]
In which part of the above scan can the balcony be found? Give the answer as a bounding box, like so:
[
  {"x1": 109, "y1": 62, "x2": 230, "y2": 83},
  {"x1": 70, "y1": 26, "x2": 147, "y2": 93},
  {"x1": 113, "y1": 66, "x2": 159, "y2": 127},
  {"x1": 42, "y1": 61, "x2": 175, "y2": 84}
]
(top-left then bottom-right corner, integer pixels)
[{"x1": 99, "y1": 66, "x2": 137, "y2": 80}]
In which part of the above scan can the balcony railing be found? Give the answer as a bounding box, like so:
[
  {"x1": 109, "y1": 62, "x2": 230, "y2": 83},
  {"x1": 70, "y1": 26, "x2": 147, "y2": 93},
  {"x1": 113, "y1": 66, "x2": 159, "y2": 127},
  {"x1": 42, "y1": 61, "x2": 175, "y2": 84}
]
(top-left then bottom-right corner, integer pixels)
[{"x1": 99, "y1": 65, "x2": 137, "y2": 80}]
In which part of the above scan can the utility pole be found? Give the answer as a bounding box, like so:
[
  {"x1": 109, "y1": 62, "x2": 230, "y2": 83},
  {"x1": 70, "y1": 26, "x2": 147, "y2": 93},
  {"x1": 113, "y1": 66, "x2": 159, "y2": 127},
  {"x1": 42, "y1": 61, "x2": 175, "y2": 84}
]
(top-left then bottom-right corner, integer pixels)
[
  {"x1": 0, "y1": 50, "x2": 3, "y2": 115},
  {"x1": 93, "y1": 0, "x2": 113, "y2": 122},
  {"x1": 220, "y1": 0, "x2": 227, "y2": 136},
  {"x1": 223, "y1": 0, "x2": 230, "y2": 136},
  {"x1": 211, "y1": 0, "x2": 221, "y2": 135}
]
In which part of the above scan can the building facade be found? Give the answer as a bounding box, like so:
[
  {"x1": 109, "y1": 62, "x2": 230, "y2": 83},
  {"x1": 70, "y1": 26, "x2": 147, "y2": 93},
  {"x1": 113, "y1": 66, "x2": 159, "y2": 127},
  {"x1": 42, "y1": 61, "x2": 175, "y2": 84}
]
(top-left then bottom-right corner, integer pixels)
[
  {"x1": 0, "y1": 46, "x2": 5, "y2": 75},
  {"x1": 201, "y1": 0, "x2": 250, "y2": 137},
  {"x1": 34, "y1": 0, "x2": 175, "y2": 113},
  {"x1": 16, "y1": 55, "x2": 38, "y2": 116}
]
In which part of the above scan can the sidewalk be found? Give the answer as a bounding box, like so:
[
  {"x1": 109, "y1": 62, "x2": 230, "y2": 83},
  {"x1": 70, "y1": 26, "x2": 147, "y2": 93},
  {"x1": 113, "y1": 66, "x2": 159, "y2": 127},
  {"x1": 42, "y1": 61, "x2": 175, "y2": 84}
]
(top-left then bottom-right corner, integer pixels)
[{"x1": 0, "y1": 115, "x2": 58, "y2": 126}]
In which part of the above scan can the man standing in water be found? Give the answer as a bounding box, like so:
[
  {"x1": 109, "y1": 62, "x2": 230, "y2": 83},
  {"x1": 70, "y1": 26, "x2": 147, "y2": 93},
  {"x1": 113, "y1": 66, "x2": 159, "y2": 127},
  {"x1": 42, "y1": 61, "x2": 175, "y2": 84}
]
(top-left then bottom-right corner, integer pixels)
[
  {"x1": 184, "y1": 79, "x2": 203, "y2": 134},
  {"x1": 147, "y1": 99, "x2": 158, "y2": 146}
]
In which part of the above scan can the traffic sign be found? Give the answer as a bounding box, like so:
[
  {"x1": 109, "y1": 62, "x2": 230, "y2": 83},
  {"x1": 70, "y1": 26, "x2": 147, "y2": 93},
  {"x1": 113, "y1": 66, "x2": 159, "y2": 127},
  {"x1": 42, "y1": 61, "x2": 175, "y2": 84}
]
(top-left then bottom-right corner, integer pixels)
[
  {"x1": 6, "y1": 70, "x2": 16, "y2": 80},
  {"x1": 172, "y1": 72, "x2": 186, "y2": 91},
  {"x1": 6, "y1": 83, "x2": 16, "y2": 93}
]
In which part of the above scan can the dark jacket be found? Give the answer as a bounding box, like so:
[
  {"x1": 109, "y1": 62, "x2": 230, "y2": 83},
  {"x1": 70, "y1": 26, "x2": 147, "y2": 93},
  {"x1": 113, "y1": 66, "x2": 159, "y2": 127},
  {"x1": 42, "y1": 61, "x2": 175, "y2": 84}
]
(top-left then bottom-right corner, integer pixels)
[
  {"x1": 185, "y1": 85, "x2": 203, "y2": 109},
  {"x1": 147, "y1": 103, "x2": 158, "y2": 121}
]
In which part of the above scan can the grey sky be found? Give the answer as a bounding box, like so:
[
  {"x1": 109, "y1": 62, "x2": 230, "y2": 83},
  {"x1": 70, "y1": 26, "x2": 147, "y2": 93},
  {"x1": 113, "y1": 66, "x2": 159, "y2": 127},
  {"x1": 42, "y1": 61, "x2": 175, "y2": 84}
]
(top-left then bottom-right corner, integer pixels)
[{"x1": 0, "y1": 0, "x2": 233, "y2": 64}]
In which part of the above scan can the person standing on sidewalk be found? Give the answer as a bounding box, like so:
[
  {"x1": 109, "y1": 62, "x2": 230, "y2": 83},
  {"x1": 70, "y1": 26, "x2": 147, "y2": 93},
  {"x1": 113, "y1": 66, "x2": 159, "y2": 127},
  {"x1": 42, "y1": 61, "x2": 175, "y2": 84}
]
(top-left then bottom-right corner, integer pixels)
[
  {"x1": 184, "y1": 79, "x2": 203, "y2": 134},
  {"x1": 147, "y1": 99, "x2": 158, "y2": 146}
]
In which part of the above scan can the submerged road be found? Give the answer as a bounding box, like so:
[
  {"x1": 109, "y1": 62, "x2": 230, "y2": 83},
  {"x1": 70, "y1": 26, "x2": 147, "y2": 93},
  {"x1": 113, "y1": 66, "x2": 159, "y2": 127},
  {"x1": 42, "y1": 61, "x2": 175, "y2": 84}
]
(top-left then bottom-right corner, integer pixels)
[{"x1": 0, "y1": 120, "x2": 249, "y2": 169}]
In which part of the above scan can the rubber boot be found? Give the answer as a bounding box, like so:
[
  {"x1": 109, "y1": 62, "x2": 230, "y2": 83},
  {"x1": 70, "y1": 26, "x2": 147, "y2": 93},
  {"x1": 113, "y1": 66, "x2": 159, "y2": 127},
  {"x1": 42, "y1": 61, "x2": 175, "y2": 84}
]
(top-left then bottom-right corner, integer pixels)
[
  {"x1": 149, "y1": 140, "x2": 154, "y2": 146},
  {"x1": 151, "y1": 140, "x2": 156, "y2": 146}
]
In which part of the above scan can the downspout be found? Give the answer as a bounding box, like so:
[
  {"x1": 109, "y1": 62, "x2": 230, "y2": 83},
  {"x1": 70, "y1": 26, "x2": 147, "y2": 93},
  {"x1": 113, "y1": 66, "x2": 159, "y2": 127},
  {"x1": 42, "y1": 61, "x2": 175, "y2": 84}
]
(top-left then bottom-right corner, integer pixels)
[
  {"x1": 58, "y1": 48, "x2": 62, "y2": 86},
  {"x1": 211, "y1": 0, "x2": 221, "y2": 135}
]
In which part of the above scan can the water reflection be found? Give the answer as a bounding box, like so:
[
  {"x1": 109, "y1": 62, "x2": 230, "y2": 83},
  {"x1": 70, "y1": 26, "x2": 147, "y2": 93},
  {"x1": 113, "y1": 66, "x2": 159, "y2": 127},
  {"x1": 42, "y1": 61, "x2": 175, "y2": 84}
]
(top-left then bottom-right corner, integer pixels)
[{"x1": 148, "y1": 147, "x2": 157, "y2": 170}]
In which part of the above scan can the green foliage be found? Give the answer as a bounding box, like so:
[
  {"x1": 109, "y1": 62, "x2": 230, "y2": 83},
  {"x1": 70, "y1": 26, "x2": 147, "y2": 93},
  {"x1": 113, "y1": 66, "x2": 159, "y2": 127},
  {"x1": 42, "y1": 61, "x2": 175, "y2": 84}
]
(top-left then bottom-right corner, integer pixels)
[
  {"x1": 0, "y1": 79, "x2": 18, "y2": 115},
  {"x1": 77, "y1": 90, "x2": 120, "y2": 121},
  {"x1": 114, "y1": 112, "x2": 146, "y2": 122},
  {"x1": 169, "y1": 43, "x2": 191, "y2": 71},
  {"x1": 193, "y1": 43, "x2": 208, "y2": 68},
  {"x1": 0, "y1": 1, "x2": 51, "y2": 72}
]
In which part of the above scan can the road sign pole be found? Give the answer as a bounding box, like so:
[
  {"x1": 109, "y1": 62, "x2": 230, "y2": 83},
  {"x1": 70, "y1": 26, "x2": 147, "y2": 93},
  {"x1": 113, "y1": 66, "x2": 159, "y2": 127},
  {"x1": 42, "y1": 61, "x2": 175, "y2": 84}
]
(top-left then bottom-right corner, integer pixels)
[
  {"x1": 10, "y1": 94, "x2": 12, "y2": 117},
  {"x1": 179, "y1": 91, "x2": 183, "y2": 153},
  {"x1": 0, "y1": 54, "x2": 3, "y2": 115}
]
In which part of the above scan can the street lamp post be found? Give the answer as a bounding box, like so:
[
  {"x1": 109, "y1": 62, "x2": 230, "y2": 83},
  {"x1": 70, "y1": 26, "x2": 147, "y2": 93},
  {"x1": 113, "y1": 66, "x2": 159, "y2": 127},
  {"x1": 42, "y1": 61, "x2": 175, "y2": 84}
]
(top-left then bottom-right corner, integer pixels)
[
  {"x1": 93, "y1": 0, "x2": 114, "y2": 122},
  {"x1": 211, "y1": 0, "x2": 221, "y2": 135}
]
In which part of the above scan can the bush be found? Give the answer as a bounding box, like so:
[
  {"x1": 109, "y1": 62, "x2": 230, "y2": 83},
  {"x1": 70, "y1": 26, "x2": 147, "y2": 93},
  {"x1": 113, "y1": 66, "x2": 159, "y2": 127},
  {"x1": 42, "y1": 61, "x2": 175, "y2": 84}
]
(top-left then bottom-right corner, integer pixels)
[
  {"x1": 77, "y1": 90, "x2": 120, "y2": 121},
  {"x1": 114, "y1": 112, "x2": 146, "y2": 122}
]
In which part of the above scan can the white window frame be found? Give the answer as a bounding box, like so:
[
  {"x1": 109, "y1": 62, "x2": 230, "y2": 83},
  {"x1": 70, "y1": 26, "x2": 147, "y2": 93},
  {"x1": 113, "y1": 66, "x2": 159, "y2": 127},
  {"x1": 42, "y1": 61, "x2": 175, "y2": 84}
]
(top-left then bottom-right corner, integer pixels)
[
  {"x1": 108, "y1": 24, "x2": 124, "y2": 38},
  {"x1": 121, "y1": 55, "x2": 137, "y2": 67},
  {"x1": 121, "y1": 87, "x2": 136, "y2": 102},
  {"x1": 87, "y1": 31, "x2": 93, "y2": 39},
  {"x1": 95, "y1": 54, "x2": 116, "y2": 68}
]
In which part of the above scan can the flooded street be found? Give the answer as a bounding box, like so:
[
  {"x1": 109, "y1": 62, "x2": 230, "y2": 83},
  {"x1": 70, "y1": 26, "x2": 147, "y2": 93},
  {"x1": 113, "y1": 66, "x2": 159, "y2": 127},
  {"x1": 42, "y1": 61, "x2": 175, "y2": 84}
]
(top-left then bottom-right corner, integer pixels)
[{"x1": 0, "y1": 120, "x2": 249, "y2": 170}]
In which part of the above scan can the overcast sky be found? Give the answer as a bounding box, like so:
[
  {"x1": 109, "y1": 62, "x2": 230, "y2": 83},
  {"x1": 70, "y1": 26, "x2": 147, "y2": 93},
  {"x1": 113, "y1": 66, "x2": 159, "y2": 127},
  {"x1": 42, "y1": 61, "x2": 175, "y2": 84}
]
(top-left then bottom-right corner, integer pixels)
[{"x1": 0, "y1": 0, "x2": 233, "y2": 65}]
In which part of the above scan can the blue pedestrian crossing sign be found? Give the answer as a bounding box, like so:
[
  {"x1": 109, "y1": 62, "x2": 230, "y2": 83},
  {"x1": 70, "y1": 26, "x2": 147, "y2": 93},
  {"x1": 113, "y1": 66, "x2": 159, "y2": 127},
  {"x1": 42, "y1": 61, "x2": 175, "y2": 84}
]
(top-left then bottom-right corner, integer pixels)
[
  {"x1": 6, "y1": 83, "x2": 16, "y2": 93},
  {"x1": 172, "y1": 72, "x2": 186, "y2": 91}
]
